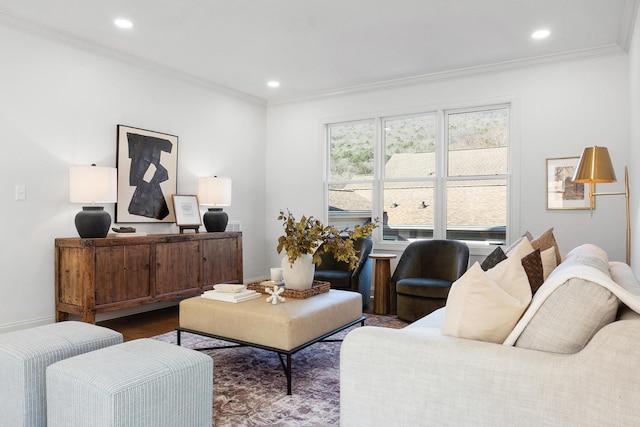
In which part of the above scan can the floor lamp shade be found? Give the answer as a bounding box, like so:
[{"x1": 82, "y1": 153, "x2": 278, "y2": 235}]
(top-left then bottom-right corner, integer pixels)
[
  {"x1": 571, "y1": 146, "x2": 630, "y2": 265},
  {"x1": 198, "y1": 176, "x2": 232, "y2": 232},
  {"x1": 69, "y1": 165, "x2": 117, "y2": 238},
  {"x1": 572, "y1": 146, "x2": 617, "y2": 184}
]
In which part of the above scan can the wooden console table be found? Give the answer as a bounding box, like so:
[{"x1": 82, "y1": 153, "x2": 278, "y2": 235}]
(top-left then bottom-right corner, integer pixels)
[{"x1": 54, "y1": 232, "x2": 243, "y2": 323}]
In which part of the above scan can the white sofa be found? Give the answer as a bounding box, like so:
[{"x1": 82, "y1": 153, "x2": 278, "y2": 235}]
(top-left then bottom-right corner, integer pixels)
[{"x1": 340, "y1": 244, "x2": 640, "y2": 426}]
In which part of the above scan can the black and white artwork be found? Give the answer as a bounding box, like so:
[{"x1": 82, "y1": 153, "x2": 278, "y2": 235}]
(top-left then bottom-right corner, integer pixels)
[{"x1": 116, "y1": 125, "x2": 178, "y2": 223}]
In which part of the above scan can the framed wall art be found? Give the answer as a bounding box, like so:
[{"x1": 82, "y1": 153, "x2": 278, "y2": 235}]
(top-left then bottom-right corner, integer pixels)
[
  {"x1": 116, "y1": 125, "x2": 178, "y2": 223},
  {"x1": 546, "y1": 157, "x2": 590, "y2": 210},
  {"x1": 172, "y1": 195, "x2": 201, "y2": 227}
]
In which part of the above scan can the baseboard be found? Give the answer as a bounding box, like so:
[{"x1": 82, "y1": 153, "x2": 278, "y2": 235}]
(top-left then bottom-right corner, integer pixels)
[
  {"x1": 0, "y1": 302, "x2": 181, "y2": 333},
  {"x1": 0, "y1": 315, "x2": 54, "y2": 333},
  {"x1": 1, "y1": 282, "x2": 270, "y2": 333}
]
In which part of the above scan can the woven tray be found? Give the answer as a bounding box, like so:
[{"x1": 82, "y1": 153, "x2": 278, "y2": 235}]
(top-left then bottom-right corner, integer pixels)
[{"x1": 247, "y1": 280, "x2": 330, "y2": 299}]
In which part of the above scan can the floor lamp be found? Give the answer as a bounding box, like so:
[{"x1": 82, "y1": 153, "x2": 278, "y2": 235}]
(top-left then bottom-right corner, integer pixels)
[{"x1": 572, "y1": 146, "x2": 630, "y2": 265}]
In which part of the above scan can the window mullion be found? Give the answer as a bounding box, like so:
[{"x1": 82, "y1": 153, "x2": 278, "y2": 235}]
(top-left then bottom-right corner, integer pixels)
[
  {"x1": 434, "y1": 109, "x2": 447, "y2": 239},
  {"x1": 374, "y1": 117, "x2": 384, "y2": 242}
]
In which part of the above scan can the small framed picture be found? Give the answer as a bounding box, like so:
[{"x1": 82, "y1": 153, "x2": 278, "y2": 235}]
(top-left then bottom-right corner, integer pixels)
[
  {"x1": 546, "y1": 157, "x2": 590, "y2": 210},
  {"x1": 172, "y1": 195, "x2": 202, "y2": 226}
]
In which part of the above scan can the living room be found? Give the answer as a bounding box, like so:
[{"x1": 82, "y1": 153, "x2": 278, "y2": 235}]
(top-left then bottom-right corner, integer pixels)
[
  {"x1": 3, "y1": 1, "x2": 640, "y2": 425},
  {"x1": 0, "y1": 1, "x2": 639, "y2": 332}
]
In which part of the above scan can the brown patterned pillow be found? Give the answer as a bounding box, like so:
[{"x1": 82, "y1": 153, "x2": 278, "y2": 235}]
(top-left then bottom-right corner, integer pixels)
[
  {"x1": 521, "y1": 249, "x2": 544, "y2": 294},
  {"x1": 531, "y1": 228, "x2": 561, "y2": 265},
  {"x1": 481, "y1": 247, "x2": 507, "y2": 271}
]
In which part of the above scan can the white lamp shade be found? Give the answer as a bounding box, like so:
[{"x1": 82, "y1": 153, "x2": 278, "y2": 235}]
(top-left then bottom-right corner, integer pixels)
[
  {"x1": 69, "y1": 165, "x2": 118, "y2": 203},
  {"x1": 198, "y1": 176, "x2": 232, "y2": 206}
]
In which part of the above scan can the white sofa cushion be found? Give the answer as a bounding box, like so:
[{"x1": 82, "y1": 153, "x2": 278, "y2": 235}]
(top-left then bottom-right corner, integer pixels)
[
  {"x1": 407, "y1": 306, "x2": 446, "y2": 330},
  {"x1": 610, "y1": 260, "x2": 640, "y2": 295}
]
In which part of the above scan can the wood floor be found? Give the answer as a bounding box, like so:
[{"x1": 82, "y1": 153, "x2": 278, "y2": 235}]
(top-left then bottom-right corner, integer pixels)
[{"x1": 97, "y1": 306, "x2": 179, "y2": 341}]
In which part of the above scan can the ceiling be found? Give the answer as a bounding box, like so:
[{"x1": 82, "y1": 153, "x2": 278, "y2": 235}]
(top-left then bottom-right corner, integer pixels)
[{"x1": 0, "y1": 0, "x2": 637, "y2": 104}]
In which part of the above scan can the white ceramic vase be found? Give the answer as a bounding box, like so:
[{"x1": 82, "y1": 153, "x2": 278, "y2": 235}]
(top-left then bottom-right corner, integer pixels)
[{"x1": 281, "y1": 254, "x2": 315, "y2": 290}]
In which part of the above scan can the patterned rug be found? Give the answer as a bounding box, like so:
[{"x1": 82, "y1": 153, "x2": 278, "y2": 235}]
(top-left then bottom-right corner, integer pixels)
[{"x1": 153, "y1": 313, "x2": 408, "y2": 426}]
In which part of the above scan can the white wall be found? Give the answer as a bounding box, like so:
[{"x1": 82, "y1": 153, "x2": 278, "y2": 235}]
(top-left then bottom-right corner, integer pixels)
[
  {"x1": 0, "y1": 24, "x2": 267, "y2": 331},
  {"x1": 2, "y1": 17, "x2": 637, "y2": 331},
  {"x1": 629, "y1": 6, "x2": 640, "y2": 273},
  {"x1": 266, "y1": 54, "x2": 630, "y2": 269}
]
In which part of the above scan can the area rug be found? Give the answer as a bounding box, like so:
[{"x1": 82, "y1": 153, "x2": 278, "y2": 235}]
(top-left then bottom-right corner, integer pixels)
[{"x1": 153, "y1": 313, "x2": 408, "y2": 426}]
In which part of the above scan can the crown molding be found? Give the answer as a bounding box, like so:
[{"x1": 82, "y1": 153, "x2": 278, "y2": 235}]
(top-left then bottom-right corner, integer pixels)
[
  {"x1": 619, "y1": 0, "x2": 640, "y2": 51},
  {"x1": 0, "y1": 11, "x2": 267, "y2": 107},
  {"x1": 1, "y1": 9, "x2": 632, "y2": 109},
  {"x1": 267, "y1": 44, "x2": 627, "y2": 107}
]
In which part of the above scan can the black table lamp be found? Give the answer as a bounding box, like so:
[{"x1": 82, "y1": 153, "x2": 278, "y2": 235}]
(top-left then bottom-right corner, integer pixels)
[
  {"x1": 198, "y1": 176, "x2": 232, "y2": 232},
  {"x1": 69, "y1": 164, "x2": 117, "y2": 238}
]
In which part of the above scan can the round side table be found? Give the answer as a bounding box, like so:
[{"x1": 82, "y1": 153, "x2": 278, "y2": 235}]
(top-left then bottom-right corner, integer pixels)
[{"x1": 368, "y1": 253, "x2": 397, "y2": 315}]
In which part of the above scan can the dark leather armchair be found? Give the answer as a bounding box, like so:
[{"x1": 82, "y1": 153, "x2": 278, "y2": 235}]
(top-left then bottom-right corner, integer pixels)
[
  {"x1": 314, "y1": 237, "x2": 373, "y2": 308},
  {"x1": 391, "y1": 239, "x2": 469, "y2": 322}
]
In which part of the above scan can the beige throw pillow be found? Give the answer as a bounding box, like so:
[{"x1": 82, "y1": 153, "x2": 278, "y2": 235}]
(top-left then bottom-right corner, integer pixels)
[
  {"x1": 504, "y1": 231, "x2": 533, "y2": 253},
  {"x1": 540, "y1": 247, "x2": 557, "y2": 280},
  {"x1": 442, "y1": 256, "x2": 532, "y2": 344},
  {"x1": 531, "y1": 228, "x2": 562, "y2": 265},
  {"x1": 506, "y1": 237, "x2": 535, "y2": 260}
]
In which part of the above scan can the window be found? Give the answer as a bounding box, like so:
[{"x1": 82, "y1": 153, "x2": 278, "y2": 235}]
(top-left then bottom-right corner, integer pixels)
[
  {"x1": 444, "y1": 107, "x2": 509, "y2": 243},
  {"x1": 327, "y1": 120, "x2": 374, "y2": 231},
  {"x1": 326, "y1": 104, "x2": 510, "y2": 245},
  {"x1": 382, "y1": 114, "x2": 437, "y2": 240}
]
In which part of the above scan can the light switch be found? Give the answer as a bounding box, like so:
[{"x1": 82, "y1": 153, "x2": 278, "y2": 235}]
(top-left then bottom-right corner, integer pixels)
[{"x1": 15, "y1": 185, "x2": 26, "y2": 201}]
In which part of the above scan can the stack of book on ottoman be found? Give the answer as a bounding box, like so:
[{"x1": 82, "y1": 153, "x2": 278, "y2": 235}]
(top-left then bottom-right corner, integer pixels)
[{"x1": 202, "y1": 284, "x2": 262, "y2": 303}]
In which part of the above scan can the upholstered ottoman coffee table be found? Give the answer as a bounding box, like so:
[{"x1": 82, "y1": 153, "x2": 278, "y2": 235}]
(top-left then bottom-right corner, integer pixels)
[{"x1": 178, "y1": 289, "x2": 364, "y2": 394}]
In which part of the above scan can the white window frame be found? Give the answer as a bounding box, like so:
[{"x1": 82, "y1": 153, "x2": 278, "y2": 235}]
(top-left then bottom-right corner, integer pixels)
[{"x1": 322, "y1": 99, "x2": 520, "y2": 255}]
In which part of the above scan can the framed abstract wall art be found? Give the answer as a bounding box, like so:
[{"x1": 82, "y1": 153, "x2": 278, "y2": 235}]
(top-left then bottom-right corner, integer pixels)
[
  {"x1": 546, "y1": 157, "x2": 590, "y2": 210},
  {"x1": 116, "y1": 125, "x2": 178, "y2": 223}
]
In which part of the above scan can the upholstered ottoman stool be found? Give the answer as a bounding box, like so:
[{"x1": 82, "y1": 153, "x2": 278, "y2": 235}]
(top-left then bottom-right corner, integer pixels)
[
  {"x1": 0, "y1": 321, "x2": 122, "y2": 427},
  {"x1": 179, "y1": 289, "x2": 364, "y2": 394},
  {"x1": 46, "y1": 338, "x2": 213, "y2": 427}
]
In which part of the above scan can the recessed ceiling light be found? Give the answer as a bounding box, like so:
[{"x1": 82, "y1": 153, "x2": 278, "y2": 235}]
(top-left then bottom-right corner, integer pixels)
[
  {"x1": 114, "y1": 18, "x2": 133, "y2": 29},
  {"x1": 267, "y1": 81, "x2": 280, "y2": 88},
  {"x1": 531, "y1": 29, "x2": 550, "y2": 39}
]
